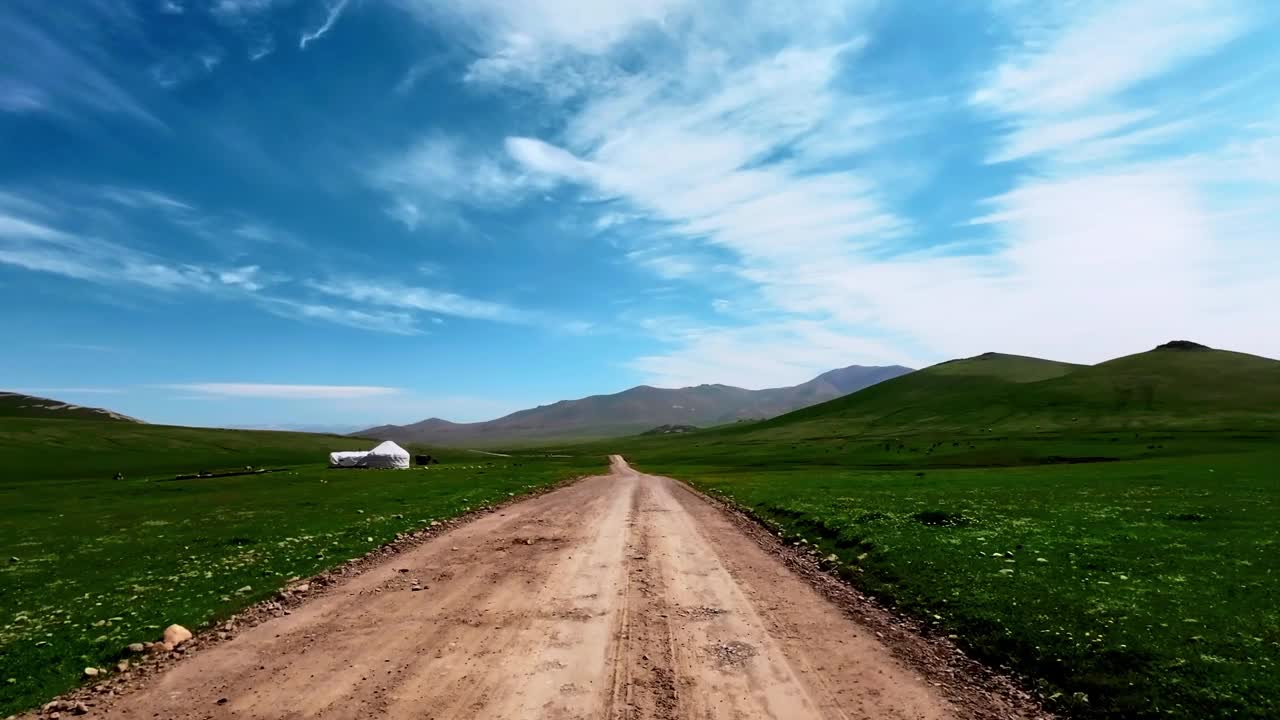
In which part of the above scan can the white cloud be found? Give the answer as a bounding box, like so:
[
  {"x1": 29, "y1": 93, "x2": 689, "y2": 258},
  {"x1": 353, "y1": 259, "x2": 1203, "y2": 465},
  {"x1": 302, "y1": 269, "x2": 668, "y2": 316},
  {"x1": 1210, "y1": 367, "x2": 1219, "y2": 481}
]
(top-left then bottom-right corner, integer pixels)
[
  {"x1": 217, "y1": 265, "x2": 265, "y2": 291},
  {"x1": 260, "y1": 298, "x2": 420, "y2": 335},
  {"x1": 372, "y1": 134, "x2": 544, "y2": 228},
  {"x1": 98, "y1": 187, "x2": 193, "y2": 212},
  {"x1": 0, "y1": 210, "x2": 219, "y2": 290},
  {"x1": 0, "y1": 189, "x2": 463, "y2": 338},
  {"x1": 198, "y1": 50, "x2": 224, "y2": 71},
  {"x1": 308, "y1": 278, "x2": 530, "y2": 323},
  {"x1": 972, "y1": 0, "x2": 1249, "y2": 115},
  {"x1": 629, "y1": 320, "x2": 917, "y2": 389},
  {"x1": 396, "y1": 0, "x2": 685, "y2": 90},
  {"x1": 300, "y1": 0, "x2": 352, "y2": 49},
  {"x1": 249, "y1": 35, "x2": 276, "y2": 61},
  {"x1": 625, "y1": 250, "x2": 698, "y2": 279},
  {"x1": 211, "y1": 0, "x2": 275, "y2": 22},
  {"x1": 162, "y1": 383, "x2": 401, "y2": 399}
]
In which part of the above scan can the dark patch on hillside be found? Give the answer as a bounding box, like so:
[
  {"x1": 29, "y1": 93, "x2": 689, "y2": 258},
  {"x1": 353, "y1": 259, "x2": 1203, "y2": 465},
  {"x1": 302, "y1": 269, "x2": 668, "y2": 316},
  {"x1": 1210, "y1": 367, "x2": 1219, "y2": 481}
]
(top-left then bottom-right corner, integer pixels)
[
  {"x1": 1154, "y1": 340, "x2": 1210, "y2": 351},
  {"x1": 642, "y1": 424, "x2": 700, "y2": 435}
]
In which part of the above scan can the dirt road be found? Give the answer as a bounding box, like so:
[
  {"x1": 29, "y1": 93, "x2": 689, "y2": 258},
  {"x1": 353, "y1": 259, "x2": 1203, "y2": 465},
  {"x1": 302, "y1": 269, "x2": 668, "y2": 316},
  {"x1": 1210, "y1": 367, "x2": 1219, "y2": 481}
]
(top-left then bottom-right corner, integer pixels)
[{"x1": 75, "y1": 457, "x2": 1036, "y2": 719}]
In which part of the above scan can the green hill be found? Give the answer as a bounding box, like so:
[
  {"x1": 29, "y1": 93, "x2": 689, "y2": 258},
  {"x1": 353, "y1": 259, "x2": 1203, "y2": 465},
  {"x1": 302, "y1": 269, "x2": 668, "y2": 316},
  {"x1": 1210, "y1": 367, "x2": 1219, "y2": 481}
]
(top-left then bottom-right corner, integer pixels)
[
  {"x1": 743, "y1": 342, "x2": 1280, "y2": 438},
  {"x1": 0, "y1": 418, "x2": 389, "y2": 484},
  {"x1": 0, "y1": 391, "x2": 143, "y2": 423}
]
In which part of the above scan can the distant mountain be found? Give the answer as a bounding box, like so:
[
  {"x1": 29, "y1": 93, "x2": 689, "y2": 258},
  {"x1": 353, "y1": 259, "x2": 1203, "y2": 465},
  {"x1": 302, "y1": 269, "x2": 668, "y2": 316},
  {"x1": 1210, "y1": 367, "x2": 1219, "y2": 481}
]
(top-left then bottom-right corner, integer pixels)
[
  {"x1": 0, "y1": 392, "x2": 143, "y2": 423},
  {"x1": 356, "y1": 364, "x2": 913, "y2": 446}
]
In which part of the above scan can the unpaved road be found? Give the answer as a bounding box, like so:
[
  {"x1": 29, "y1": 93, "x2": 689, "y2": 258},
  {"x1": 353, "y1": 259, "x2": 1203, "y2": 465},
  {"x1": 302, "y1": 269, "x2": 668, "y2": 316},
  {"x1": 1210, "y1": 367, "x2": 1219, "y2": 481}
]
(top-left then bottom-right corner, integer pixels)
[{"x1": 73, "y1": 457, "x2": 1037, "y2": 720}]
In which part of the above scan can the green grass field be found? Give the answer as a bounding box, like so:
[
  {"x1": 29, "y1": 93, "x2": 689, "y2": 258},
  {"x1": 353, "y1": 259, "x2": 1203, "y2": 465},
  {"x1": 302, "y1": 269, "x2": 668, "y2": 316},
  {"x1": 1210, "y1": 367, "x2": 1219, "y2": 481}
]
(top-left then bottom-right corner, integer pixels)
[
  {"x1": 0, "y1": 418, "x2": 602, "y2": 716},
  {"x1": 600, "y1": 344, "x2": 1280, "y2": 720}
]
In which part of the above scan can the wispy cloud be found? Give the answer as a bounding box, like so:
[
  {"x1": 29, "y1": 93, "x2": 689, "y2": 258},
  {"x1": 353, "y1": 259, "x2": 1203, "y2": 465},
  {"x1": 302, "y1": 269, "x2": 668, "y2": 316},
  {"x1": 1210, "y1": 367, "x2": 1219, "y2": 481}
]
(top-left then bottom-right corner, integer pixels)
[
  {"x1": 300, "y1": 0, "x2": 352, "y2": 49},
  {"x1": 210, "y1": 0, "x2": 275, "y2": 23},
  {"x1": 46, "y1": 343, "x2": 121, "y2": 354},
  {"x1": 405, "y1": 0, "x2": 1280, "y2": 380},
  {"x1": 0, "y1": 4, "x2": 164, "y2": 127},
  {"x1": 260, "y1": 297, "x2": 421, "y2": 335},
  {"x1": 0, "y1": 190, "x2": 429, "y2": 337},
  {"x1": 161, "y1": 383, "x2": 401, "y2": 399},
  {"x1": 628, "y1": 319, "x2": 916, "y2": 389},
  {"x1": 625, "y1": 250, "x2": 698, "y2": 280},
  {"x1": 371, "y1": 133, "x2": 547, "y2": 229},
  {"x1": 396, "y1": 0, "x2": 686, "y2": 94},
  {"x1": 307, "y1": 278, "x2": 532, "y2": 323},
  {"x1": 249, "y1": 34, "x2": 276, "y2": 61},
  {"x1": 0, "y1": 207, "x2": 274, "y2": 293},
  {"x1": 98, "y1": 187, "x2": 193, "y2": 212},
  {"x1": 972, "y1": 1, "x2": 1249, "y2": 117}
]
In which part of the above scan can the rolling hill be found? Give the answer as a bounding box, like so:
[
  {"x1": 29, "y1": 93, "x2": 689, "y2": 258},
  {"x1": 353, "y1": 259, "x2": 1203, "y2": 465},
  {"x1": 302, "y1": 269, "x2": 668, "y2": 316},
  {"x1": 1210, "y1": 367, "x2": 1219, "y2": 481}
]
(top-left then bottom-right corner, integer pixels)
[
  {"x1": 358, "y1": 363, "x2": 913, "y2": 446},
  {"x1": 734, "y1": 340, "x2": 1280, "y2": 439},
  {"x1": 0, "y1": 391, "x2": 143, "y2": 423}
]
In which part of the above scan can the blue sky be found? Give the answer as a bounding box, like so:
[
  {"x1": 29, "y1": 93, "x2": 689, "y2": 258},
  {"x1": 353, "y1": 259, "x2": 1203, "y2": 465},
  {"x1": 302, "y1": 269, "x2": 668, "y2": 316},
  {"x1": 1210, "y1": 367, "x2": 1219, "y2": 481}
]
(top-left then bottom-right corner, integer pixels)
[{"x1": 2, "y1": 0, "x2": 1278, "y2": 429}]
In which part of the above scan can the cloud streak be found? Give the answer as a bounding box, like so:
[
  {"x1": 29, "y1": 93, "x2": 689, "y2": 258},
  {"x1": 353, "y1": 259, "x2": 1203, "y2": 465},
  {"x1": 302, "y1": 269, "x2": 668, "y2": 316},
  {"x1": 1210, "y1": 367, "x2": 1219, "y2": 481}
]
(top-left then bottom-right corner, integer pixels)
[
  {"x1": 300, "y1": 0, "x2": 352, "y2": 49},
  {"x1": 161, "y1": 383, "x2": 400, "y2": 399},
  {"x1": 0, "y1": 4, "x2": 164, "y2": 127}
]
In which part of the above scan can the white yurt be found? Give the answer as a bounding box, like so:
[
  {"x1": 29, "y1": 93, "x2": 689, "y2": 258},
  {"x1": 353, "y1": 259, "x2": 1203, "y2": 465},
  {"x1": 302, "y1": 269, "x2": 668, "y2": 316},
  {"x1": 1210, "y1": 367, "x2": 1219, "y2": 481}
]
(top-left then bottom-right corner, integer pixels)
[
  {"x1": 328, "y1": 450, "x2": 369, "y2": 468},
  {"x1": 364, "y1": 441, "x2": 411, "y2": 469},
  {"x1": 327, "y1": 441, "x2": 411, "y2": 469}
]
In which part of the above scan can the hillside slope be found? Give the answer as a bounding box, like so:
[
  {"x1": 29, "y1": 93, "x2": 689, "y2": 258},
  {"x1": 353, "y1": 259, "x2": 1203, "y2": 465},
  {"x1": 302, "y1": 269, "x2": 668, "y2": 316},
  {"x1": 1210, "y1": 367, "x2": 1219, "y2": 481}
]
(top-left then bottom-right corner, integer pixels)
[
  {"x1": 0, "y1": 417, "x2": 375, "y2": 483},
  {"x1": 744, "y1": 341, "x2": 1280, "y2": 438},
  {"x1": 359, "y1": 364, "x2": 913, "y2": 446},
  {"x1": 0, "y1": 391, "x2": 143, "y2": 423}
]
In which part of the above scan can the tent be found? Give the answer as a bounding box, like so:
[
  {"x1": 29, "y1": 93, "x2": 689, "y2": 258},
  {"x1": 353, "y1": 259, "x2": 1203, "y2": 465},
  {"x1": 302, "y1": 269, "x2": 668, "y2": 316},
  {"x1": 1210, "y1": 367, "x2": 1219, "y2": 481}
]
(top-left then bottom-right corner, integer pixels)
[
  {"x1": 327, "y1": 441, "x2": 411, "y2": 469},
  {"x1": 328, "y1": 451, "x2": 369, "y2": 468},
  {"x1": 365, "y1": 441, "x2": 410, "y2": 469}
]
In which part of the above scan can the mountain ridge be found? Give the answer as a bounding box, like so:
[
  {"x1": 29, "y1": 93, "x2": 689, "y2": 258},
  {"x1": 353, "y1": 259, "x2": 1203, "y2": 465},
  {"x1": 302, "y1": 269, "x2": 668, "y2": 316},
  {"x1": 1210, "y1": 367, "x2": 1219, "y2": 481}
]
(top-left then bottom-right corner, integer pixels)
[{"x1": 355, "y1": 364, "x2": 913, "y2": 446}]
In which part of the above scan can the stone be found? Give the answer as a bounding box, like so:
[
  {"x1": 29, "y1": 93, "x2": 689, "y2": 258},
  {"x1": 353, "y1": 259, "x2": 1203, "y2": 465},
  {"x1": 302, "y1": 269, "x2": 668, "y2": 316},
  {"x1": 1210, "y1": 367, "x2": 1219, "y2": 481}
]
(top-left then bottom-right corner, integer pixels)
[
  {"x1": 126, "y1": 642, "x2": 146, "y2": 653},
  {"x1": 83, "y1": 667, "x2": 100, "y2": 678},
  {"x1": 162, "y1": 624, "x2": 192, "y2": 647},
  {"x1": 73, "y1": 702, "x2": 89, "y2": 715},
  {"x1": 115, "y1": 660, "x2": 129, "y2": 672},
  {"x1": 292, "y1": 582, "x2": 310, "y2": 594}
]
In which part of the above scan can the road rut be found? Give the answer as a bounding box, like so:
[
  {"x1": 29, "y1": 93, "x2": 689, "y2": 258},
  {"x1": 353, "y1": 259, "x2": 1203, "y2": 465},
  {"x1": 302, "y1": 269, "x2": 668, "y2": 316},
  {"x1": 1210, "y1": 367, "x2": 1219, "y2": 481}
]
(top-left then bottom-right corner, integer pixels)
[{"x1": 74, "y1": 457, "x2": 1031, "y2": 719}]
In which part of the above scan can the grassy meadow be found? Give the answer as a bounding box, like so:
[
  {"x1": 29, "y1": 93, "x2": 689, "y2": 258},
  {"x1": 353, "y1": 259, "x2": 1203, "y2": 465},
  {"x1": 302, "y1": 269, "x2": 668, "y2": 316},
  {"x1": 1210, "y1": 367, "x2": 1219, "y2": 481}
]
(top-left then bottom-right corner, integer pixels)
[
  {"x1": 602, "y1": 346, "x2": 1280, "y2": 720},
  {"x1": 0, "y1": 418, "x2": 602, "y2": 715}
]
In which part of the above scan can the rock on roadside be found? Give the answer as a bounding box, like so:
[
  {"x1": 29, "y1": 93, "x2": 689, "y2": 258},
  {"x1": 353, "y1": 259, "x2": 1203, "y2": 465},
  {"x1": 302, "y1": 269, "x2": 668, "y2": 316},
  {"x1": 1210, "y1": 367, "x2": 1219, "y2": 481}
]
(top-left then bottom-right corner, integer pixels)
[{"x1": 162, "y1": 624, "x2": 192, "y2": 647}]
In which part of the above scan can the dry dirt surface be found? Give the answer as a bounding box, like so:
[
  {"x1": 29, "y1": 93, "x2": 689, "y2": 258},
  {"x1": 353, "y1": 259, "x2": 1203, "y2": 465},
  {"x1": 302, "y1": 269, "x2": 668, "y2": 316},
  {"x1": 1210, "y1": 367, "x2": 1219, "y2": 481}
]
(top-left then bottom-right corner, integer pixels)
[{"x1": 44, "y1": 457, "x2": 1046, "y2": 720}]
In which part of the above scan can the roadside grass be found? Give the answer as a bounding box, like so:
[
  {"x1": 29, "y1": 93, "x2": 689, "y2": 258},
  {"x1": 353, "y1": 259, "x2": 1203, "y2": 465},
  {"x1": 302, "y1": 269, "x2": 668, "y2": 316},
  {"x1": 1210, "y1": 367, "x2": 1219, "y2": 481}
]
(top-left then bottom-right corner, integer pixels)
[
  {"x1": 630, "y1": 435, "x2": 1279, "y2": 720},
  {"x1": 0, "y1": 418, "x2": 602, "y2": 716}
]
